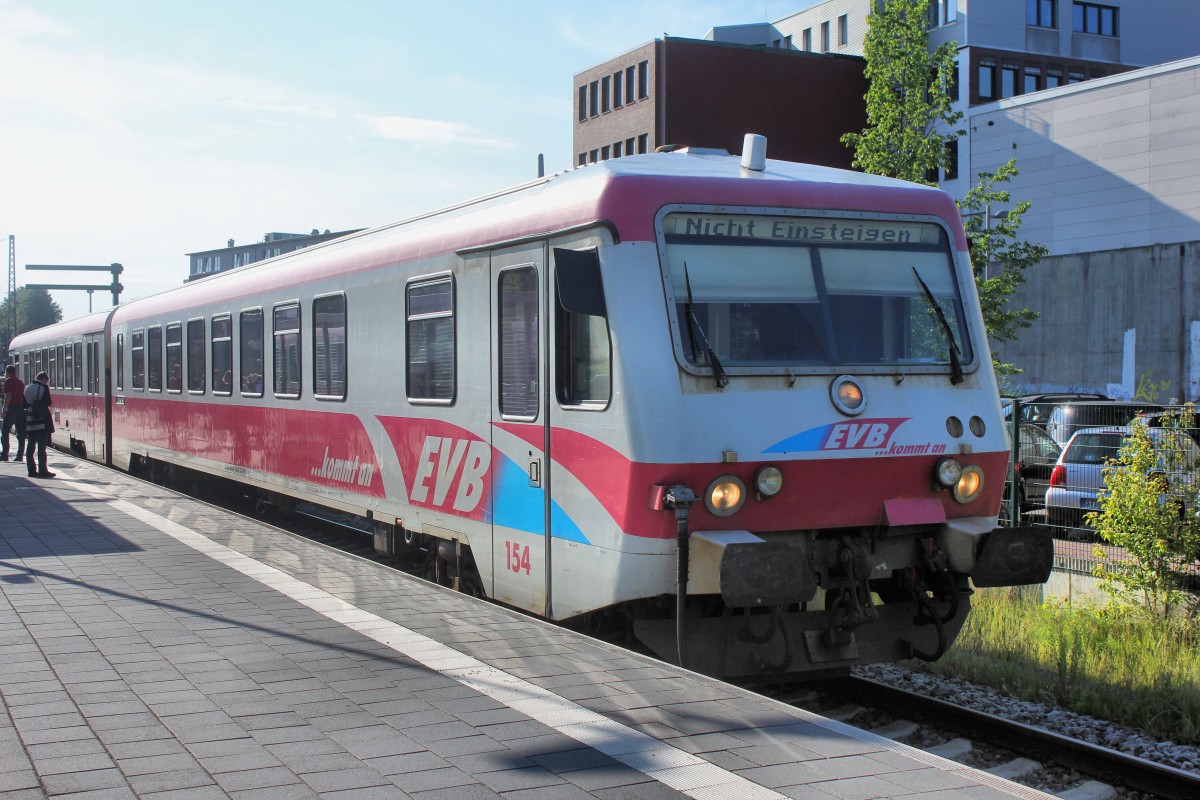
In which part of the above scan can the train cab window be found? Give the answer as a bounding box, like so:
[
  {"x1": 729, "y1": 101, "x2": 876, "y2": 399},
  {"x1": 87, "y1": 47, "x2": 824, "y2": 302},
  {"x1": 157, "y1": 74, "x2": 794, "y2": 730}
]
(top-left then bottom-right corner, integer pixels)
[
  {"x1": 187, "y1": 318, "x2": 205, "y2": 394},
  {"x1": 553, "y1": 248, "x2": 610, "y2": 408},
  {"x1": 73, "y1": 341, "x2": 83, "y2": 390},
  {"x1": 166, "y1": 323, "x2": 183, "y2": 393},
  {"x1": 498, "y1": 267, "x2": 539, "y2": 420},
  {"x1": 116, "y1": 334, "x2": 124, "y2": 392},
  {"x1": 273, "y1": 303, "x2": 301, "y2": 398},
  {"x1": 212, "y1": 315, "x2": 232, "y2": 396},
  {"x1": 132, "y1": 331, "x2": 145, "y2": 390},
  {"x1": 240, "y1": 309, "x2": 264, "y2": 396},
  {"x1": 148, "y1": 326, "x2": 163, "y2": 391},
  {"x1": 406, "y1": 277, "x2": 455, "y2": 403},
  {"x1": 313, "y1": 294, "x2": 346, "y2": 400}
]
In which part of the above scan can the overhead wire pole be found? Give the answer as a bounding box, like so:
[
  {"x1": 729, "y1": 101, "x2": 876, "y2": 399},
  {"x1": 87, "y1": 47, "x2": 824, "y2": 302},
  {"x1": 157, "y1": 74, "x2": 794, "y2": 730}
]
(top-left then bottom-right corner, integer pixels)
[{"x1": 7, "y1": 236, "x2": 15, "y2": 347}]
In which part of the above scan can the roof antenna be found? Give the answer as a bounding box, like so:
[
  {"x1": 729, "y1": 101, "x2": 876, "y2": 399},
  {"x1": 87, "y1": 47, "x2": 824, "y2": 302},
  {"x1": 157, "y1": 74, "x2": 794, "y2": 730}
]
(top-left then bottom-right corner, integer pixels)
[{"x1": 741, "y1": 133, "x2": 767, "y2": 171}]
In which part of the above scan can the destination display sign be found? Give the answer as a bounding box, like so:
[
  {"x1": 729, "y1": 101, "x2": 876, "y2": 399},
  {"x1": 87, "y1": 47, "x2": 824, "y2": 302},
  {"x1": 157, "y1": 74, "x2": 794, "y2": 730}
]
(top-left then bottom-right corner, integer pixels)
[{"x1": 664, "y1": 213, "x2": 938, "y2": 245}]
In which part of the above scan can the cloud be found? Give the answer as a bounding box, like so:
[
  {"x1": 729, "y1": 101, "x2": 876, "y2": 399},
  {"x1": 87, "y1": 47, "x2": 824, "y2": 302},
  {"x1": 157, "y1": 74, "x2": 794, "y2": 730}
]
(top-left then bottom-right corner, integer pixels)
[{"x1": 364, "y1": 115, "x2": 515, "y2": 149}]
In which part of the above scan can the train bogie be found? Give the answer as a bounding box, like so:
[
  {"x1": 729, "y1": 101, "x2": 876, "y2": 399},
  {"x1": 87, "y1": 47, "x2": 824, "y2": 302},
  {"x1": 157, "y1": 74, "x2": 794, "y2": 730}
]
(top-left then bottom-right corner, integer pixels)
[{"x1": 7, "y1": 139, "x2": 1052, "y2": 679}]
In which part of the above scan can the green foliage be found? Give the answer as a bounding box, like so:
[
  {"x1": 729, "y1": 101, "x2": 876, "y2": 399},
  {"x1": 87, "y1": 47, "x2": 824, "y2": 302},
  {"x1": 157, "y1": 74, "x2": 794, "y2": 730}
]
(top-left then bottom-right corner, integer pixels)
[
  {"x1": 0, "y1": 287, "x2": 63, "y2": 363},
  {"x1": 1087, "y1": 407, "x2": 1200, "y2": 621},
  {"x1": 840, "y1": 0, "x2": 963, "y2": 184},
  {"x1": 923, "y1": 589, "x2": 1200, "y2": 744}
]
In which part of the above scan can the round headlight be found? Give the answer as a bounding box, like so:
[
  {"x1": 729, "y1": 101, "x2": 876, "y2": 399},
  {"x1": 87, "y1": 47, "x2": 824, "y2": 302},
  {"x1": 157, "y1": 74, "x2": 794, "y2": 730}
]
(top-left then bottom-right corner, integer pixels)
[
  {"x1": 830, "y1": 375, "x2": 866, "y2": 416},
  {"x1": 705, "y1": 475, "x2": 746, "y2": 517},
  {"x1": 934, "y1": 456, "x2": 963, "y2": 488},
  {"x1": 754, "y1": 465, "x2": 783, "y2": 497},
  {"x1": 953, "y1": 465, "x2": 984, "y2": 504}
]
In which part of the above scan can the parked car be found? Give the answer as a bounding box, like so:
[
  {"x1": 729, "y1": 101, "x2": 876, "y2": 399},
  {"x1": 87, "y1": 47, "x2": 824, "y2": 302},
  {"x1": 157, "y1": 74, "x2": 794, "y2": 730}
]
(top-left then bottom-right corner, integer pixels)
[
  {"x1": 1044, "y1": 425, "x2": 1200, "y2": 534},
  {"x1": 1044, "y1": 401, "x2": 1164, "y2": 447},
  {"x1": 1003, "y1": 392, "x2": 1112, "y2": 430},
  {"x1": 1004, "y1": 423, "x2": 1063, "y2": 514}
]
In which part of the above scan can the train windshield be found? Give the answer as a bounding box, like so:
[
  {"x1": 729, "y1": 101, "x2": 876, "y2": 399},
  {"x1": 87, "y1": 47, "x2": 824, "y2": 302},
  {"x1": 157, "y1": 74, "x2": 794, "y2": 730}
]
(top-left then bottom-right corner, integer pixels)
[{"x1": 661, "y1": 212, "x2": 972, "y2": 373}]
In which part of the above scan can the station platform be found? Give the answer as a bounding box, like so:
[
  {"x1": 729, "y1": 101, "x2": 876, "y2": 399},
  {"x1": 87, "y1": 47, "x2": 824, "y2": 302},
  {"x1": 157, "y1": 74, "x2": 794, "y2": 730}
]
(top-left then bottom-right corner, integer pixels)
[{"x1": 0, "y1": 456, "x2": 1055, "y2": 799}]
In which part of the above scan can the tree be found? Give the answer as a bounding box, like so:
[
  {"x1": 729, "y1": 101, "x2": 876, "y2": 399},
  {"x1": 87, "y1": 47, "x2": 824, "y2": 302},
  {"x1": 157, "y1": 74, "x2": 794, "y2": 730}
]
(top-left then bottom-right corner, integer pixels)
[
  {"x1": 958, "y1": 160, "x2": 1048, "y2": 381},
  {"x1": 840, "y1": 0, "x2": 963, "y2": 184},
  {"x1": 0, "y1": 288, "x2": 63, "y2": 363}
]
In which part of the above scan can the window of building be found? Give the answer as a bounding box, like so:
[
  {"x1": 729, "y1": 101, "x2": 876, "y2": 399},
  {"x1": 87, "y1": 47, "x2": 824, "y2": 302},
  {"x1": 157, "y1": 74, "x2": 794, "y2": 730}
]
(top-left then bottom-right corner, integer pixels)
[
  {"x1": 637, "y1": 133, "x2": 648, "y2": 154},
  {"x1": 1046, "y1": 67, "x2": 1063, "y2": 88},
  {"x1": 116, "y1": 333, "x2": 124, "y2": 392},
  {"x1": 1073, "y1": 2, "x2": 1117, "y2": 35},
  {"x1": 820, "y1": 21, "x2": 830, "y2": 51},
  {"x1": 211, "y1": 315, "x2": 232, "y2": 395},
  {"x1": 498, "y1": 267, "x2": 539, "y2": 420},
  {"x1": 601, "y1": 75, "x2": 610, "y2": 113},
  {"x1": 626, "y1": 66, "x2": 635, "y2": 103},
  {"x1": 927, "y1": 1, "x2": 939, "y2": 29},
  {"x1": 240, "y1": 309, "x2": 264, "y2": 396},
  {"x1": 613, "y1": 71, "x2": 623, "y2": 107},
  {"x1": 1024, "y1": 65, "x2": 1042, "y2": 93},
  {"x1": 625, "y1": 137, "x2": 635, "y2": 155},
  {"x1": 588, "y1": 80, "x2": 599, "y2": 117},
  {"x1": 1068, "y1": 68, "x2": 1086, "y2": 83},
  {"x1": 408, "y1": 277, "x2": 455, "y2": 403},
  {"x1": 978, "y1": 59, "x2": 996, "y2": 100},
  {"x1": 943, "y1": 0, "x2": 956, "y2": 22},
  {"x1": 613, "y1": 140, "x2": 623, "y2": 158},
  {"x1": 577, "y1": 85, "x2": 587, "y2": 121},
  {"x1": 637, "y1": 60, "x2": 649, "y2": 99},
  {"x1": 166, "y1": 323, "x2": 183, "y2": 393},
  {"x1": 1001, "y1": 62, "x2": 1019, "y2": 98},
  {"x1": 187, "y1": 318, "x2": 205, "y2": 393},
  {"x1": 312, "y1": 294, "x2": 346, "y2": 400},
  {"x1": 802, "y1": 28, "x2": 812, "y2": 51},
  {"x1": 838, "y1": 14, "x2": 848, "y2": 45},
  {"x1": 589, "y1": 149, "x2": 598, "y2": 163},
  {"x1": 601, "y1": 145, "x2": 610, "y2": 160},
  {"x1": 132, "y1": 331, "x2": 144, "y2": 390},
  {"x1": 273, "y1": 303, "x2": 301, "y2": 398},
  {"x1": 1027, "y1": 0, "x2": 1055, "y2": 27},
  {"x1": 73, "y1": 341, "x2": 83, "y2": 390},
  {"x1": 148, "y1": 326, "x2": 163, "y2": 391},
  {"x1": 578, "y1": 153, "x2": 587, "y2": 167},
  {"x1": 944, "y1": 140, "x2": 959, "y2": 181}
]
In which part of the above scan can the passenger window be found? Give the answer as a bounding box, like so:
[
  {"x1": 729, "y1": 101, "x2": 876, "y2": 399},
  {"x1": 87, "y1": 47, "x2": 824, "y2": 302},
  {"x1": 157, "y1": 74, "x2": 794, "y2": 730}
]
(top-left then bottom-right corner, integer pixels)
[
  {"x1": 187, "y1": 318, "x2": 205, "y2": 394},
  {"x1": 132, "y1": 331, "x2": 145, "y2": 390},
  {"x1": 313, "y1": 294, "x2": 347, "y2": 400},
  {"x1": 57, "y1": 345, "x2": 66, "y2": 388},
  {"x1": 240, "y1": 309, "x2": 264, "y2": 396},
  {"x1": 212, "y1": 315, "x2": 232, "y2": 396},
  {"x1": 406, "y1": 277, "x2": 455, "y2": 403},
  {"x1": 273, "y1": 303, "x2": 301, "y2": 398},
  {"x1": 498, "y1": 267, "x2": 539, "y2": 420},
  {"x1": 166, "y1": 323, "x2": 183, "y2": 393},
  {"x1": 554, "y1": 248, "x2": 610, "y2": 408},
  {"x1": 73, "y1": 341, "x2": 83, "y2": 390},
  {"x1": 116, "y1": 334, "x2": 125, "y2": 392},
  {"x1": 148, "y1": 326, "x2": 163, "y2": 391}
]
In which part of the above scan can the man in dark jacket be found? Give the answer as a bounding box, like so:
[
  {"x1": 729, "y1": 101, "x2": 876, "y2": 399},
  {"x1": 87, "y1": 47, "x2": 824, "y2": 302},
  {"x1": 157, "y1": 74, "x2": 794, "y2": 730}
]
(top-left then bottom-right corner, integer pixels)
[
  {"x1": 24, "y1": 372, "x2": 54, "y2": 478},
  {"x1": 1, "y1": 364, "x2": 25, "y2": 461}
]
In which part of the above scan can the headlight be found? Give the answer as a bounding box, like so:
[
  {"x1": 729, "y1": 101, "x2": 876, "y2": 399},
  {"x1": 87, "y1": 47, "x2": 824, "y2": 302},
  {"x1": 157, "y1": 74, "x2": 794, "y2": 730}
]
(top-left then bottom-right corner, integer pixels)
[
  {"x1": 705, "y1": 475, "x2": 746, "y2": 517},
  {"x1": 754, "y1": 465, "x2": 783, "y2": 497},
  {"x1": 953, "y1": 465, "x2": 984, "y2": 503},
  {"x1": 934, "y1": 456, "x2": 963, "y2": 488},
  {"x1": 830, "y1": 375, "x2": 866, "y2": 416}
]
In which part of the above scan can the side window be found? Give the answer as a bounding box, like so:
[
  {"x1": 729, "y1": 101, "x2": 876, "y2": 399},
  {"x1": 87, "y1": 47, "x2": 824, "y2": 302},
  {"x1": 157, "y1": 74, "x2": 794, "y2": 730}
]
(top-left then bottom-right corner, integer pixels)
[
  {"x1": 240, "y1": 309, "x2": 264, "y2": 396},
  {"x1": 148, "y1": 326, "x2": 163, "y2": 391},
  {"x1": 87, "y1": 341, "x2": 98, "y2": 394},
  {"x1": 73, "y1": 341, "x2": 83, "y2": 390},
  {"x1": 498, "y1": 267, "x2": 539, "y2": 420},
  {"x1": 273, "y1": 303, "x2": 301, "y2": 398},
  {"x1": 212, "y1": 315, "x2": 233, "y2": 396},
  {"x1": 406, "y1": 277, "x2": 455, "y2": 403},
  {"x1": 58, "y1": 344, "x2": 66, "y2": 388},
  {"x1": 166, "y1": 323, "x2": 183, "y2": 393},
  {"x1": 313, "y1": 294, "x2": 347, "y2": 400},
  {"x1": 554, "y1": 249, "x2": 610, "y2": 408},
  {"x1": 116, "y1": 333, "x2": 124, "y2": 392},
  {"x1": 187, "y1": 318, "x2": 205, "y2": 394},
  {"x1": 132, "y1": 331, "x2": 145, "y2": 390}
]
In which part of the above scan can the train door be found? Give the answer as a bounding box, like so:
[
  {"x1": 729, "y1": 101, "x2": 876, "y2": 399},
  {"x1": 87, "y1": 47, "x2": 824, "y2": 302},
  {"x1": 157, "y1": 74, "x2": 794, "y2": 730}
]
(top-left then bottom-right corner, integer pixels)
[
  {"x1": 489, "y1": 244, "x2": 552, "y2": 616},
  {"x1": 84, "y1": 334, "x2": 103, "y2": 460}
]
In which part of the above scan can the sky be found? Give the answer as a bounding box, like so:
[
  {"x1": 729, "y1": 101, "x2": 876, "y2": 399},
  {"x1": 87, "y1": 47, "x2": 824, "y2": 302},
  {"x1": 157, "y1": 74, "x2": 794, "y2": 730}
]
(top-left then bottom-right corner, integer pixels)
[{"x1": 0, "y1": 0, "x2": 819, "y2": 323}]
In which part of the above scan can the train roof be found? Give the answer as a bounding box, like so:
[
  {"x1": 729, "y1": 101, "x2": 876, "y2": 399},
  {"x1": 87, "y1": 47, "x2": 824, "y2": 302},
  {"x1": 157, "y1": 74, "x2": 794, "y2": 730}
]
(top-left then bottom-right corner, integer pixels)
[
  {"x1": 9, "y1": 308, "x2": 114, "y2": 350},
  {"x1": 29, "y1": 145, "x2": 966, "y2": 329}
]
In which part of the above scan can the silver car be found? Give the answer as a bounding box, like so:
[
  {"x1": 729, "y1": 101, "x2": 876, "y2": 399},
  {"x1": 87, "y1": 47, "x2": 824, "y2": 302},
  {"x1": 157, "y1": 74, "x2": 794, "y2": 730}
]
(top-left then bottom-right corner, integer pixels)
[{"x1": 1045, "y1": 425, "x2": 1200, "y2": 534}]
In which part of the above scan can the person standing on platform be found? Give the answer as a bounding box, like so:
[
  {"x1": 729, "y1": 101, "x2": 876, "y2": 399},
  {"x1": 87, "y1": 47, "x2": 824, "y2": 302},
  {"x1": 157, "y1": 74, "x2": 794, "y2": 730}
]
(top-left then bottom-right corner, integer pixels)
[
  {"x1": 24, "y1": 372, "x2": 54, "y2": 478},
  {"x1": 1, "y1": 365, "x2": 26, "y2": 462}
]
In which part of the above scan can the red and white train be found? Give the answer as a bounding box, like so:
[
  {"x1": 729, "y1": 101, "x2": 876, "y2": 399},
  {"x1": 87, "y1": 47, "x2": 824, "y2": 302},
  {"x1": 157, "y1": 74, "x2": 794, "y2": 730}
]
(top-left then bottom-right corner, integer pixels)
[{"x1": 7, "y1": 137, "x2": 1050, "y2": 678}]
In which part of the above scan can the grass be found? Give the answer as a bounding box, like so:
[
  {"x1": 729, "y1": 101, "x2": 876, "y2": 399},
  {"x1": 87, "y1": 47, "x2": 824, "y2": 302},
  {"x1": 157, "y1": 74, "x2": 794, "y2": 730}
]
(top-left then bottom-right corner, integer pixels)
[{"x1": 916, "y1": 587, "x2": 1200, "y2": 745}]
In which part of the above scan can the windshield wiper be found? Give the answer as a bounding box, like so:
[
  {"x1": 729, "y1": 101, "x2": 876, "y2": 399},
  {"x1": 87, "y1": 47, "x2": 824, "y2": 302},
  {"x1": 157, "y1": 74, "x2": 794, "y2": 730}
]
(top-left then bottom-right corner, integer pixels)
[
  {"x1": 684, "y1": 264, "x2": 729, "y2": 389},
  {"x1": 912, "y1": 267, "x2": 964, "y2": 385}
]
